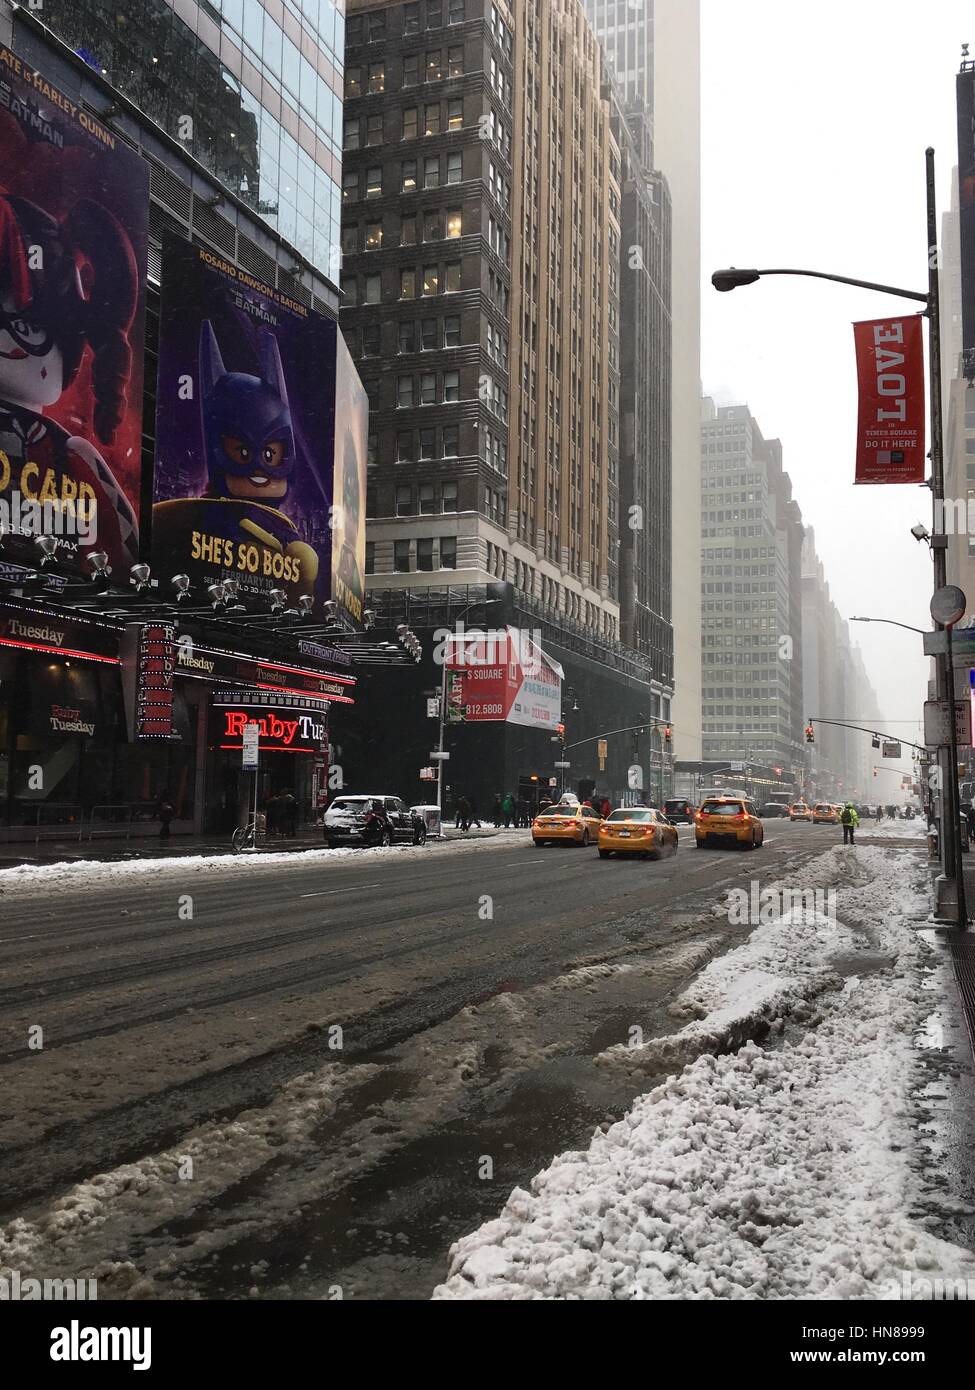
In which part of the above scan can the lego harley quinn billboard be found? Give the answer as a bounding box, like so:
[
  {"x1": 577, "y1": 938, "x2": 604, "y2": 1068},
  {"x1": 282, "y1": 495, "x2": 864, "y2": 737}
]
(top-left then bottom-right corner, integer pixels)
[
  {"x1": 0, "y1": 44, "x2": 147, "y2": 573},
  {"x1": 152, "y1": 237, "x2": 361, "y2": 617}
]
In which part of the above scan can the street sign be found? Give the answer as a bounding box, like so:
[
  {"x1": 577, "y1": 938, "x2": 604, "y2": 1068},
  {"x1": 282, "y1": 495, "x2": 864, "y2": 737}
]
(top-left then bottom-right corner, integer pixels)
[
  {"x1": 430, "y1": 750, "x2": 450, "y2": 761},
  {"x1": 597, "y1": 739, "x2": 608, "y2": 758},
  {"x1": 548, "y1": 777, "x2": 558, "y2": 787},
  {"x1": 730, "y1": 761, "x2": 746, "y2": 772},
  {"x1": 923, "y1": 699, "x2": 972, "y2": 748},
  {"x1": 419, "y1": 767, "x2": 436, "y2": 781},
  {"x1": 930, "y1": 585, "x2": 967, "y2": 627},
  {"x1": 554, "y1": 760, "x2": 571, "y2": 769},
  {"x1": 242, "y1": 721, "x2": 259, "y2": 770},
  {"x1": 881, "y1": 740, "x2": 902, "y2": 759},
  {"x1": 426, "y1": 697, "x2": 440, "y2": 719}
]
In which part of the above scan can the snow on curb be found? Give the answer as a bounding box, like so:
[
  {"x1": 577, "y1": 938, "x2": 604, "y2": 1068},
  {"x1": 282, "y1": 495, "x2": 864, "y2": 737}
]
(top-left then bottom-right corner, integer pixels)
[{"x1": 434, "y1": 844, "x2": 975, "y2": 1299}]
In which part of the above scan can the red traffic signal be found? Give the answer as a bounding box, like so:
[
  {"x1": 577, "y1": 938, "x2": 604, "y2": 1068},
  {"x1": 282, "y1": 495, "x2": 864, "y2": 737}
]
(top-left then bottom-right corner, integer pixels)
[
  {"x1": 804, "y1": 723, "x2": 815, "y2": 743},
  {"x1": 663, "y1": 724, "x2": 672, "y2": 743}
]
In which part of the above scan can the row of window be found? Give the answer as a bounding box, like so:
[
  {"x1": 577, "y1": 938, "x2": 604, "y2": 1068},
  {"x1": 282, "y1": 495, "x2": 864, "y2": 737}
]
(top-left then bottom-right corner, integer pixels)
[
  {"x1": 342, "y1": 209, "x2": 471, "y2": 253},
  {"x1": 347, "y1": 49, "x2": 466, "y2": 95},
  {"x1": 347, "y1": 0, "x2": 467, "y2": 46},
  {"x1": 395, "y1": 481, "x2": 459, "y2": 514},
  {"x1": 342, "y1": 260, "x2": 462, "y2": 303},
  {"x1": 392, "y1": 425, "x2": 461, "y2": 461},
  {"x1": 350, "y1": 316, "x2": 463, "y2": 358},
  {"x1": 387, "y1": 537, "x2": 459, "y2": 571},
  {"x1": 344, "y1": 98, "x2": 466, "y2": 148},
  {"x1": 341, "y1": 152, "x2": 464, "y2": 201},
  {"x1": 395, "y1": 370, "x2": 462, "y2": 406}
]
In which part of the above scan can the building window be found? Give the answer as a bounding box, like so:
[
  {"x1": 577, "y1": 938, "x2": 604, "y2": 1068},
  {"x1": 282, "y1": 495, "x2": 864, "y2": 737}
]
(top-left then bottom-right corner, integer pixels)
[
  {"x1": 420, "y1": 372, "x2": 436, "y2": 404},
  {"x1": 400, "y1": 267, "x2": 416, "y2": 298},
  {"x1": 444, "y1": 314, "x2": 461, "y2": 346},
  {"x1": 346, "y1": 67, "x2": 362, "y2": 97},
  {"x1": 427, "y1": 0, "x2": 443, "y2": 27},
  {"x1": 403, "y1": 106, "x2": 418, "y2": 140},
  {"x1": 442, "y1": 480, "x2": 458, "y2": 510},
  {"x1": 368, "y1": 64, "x2": 385, "y2": 94},
  {"x1": 440, "y1": 536, "x2": 457, "y2": 568},
  {"x1": 404, "y1": 3, "x2": 420, "y2": 36},
  {"x1": 426, "y1": 50, "x2": 443, "y2": 81},
  {"x1": 398, "y1": 321, "x2": 416, "y2": 352},
  {"x1": 340, "y1": 274, "x2": 357, "y2": 304},
  {"x1": 421, "y1": 317, "x2": 437, "y2": 349},
  {"x1": 446, "y1": 208, "x2": 462, "y2": 238},
  {"x1": 445, "y1": 261, "x2": 462, "y2": 291},
  {"x1": 367, "y1": 112, "x2": 384, "y2": 145},
  {"x1": 368, "y1": 431, "x2": 378, "y2": 466},
  {"x1": 446, "y1": 152, "x2": 462, "y2": 184},
  {"x1": 347, "y1": 15, "x2": 363, "y2": 44},
  {"x1": 425, "y1": 103, "x2": 441, "y2": 136},
  {"x1": 424, "y1": 156, "x2": 440, "y2": 188},
  {"x1": 419, "y1": 427, "x2": 436, "y2": 458},
  {"x1": 404, "y1": 54, "x2": 419, "y2": 85},
  {"x1": 397, "y1": 376, "x2": 414, "y2": 407},
  {"x1": 342, "y1": 170, "x2": 358, "y2": 202},
  {"x1": 362, "y1": 323, "x2": 381, "y2": 356},
  {"x1": 396, "y1": 429, "x2": 414, "y2": 461},
  {"x1": 364, "y1": 222, "x2": 383, "y2": 250},
  {"x1": 401, "y1": 214, "x2": 416, "y2": 245},
  {"x1": 369, "y1": 10, "x2": 387, "y2": 40},
  {"x1": 344, "y1": 118, "x2": 360, "y2": 150},
  {"x1": 365, "y1": 540, "x2": 375, "y2": 574},
  {"x1": 422, "y1": 264, "x2": 440, "y2": 295},
  {"x1": 443, "y1": 425, "x2": 459, "y2": 457},
  {"x1": 419, "y1": 483, "x2": 436, "y2": 514},
  {"x1": 423, "y1": 210, "x2": 441, "y2": 241},
  {"x1": 448, "y1": 0, "x2": 465, "y2": 23},
  {"x1": 396, "y1": 485, "x2": 414, "y2": 515},
  {"x1": 402, "y1": 160, "x2": 418, "y2": 193},
  {"x1": 341, "y1": 224, "x2": 357, "y2": 255},
  {"x1": 447, "y1": 97, "x2": 463, "y2": 131},
  {"x1": 443, "y1": 369, "x2": 460, "y2": 402},
  {"x1": 448, "y1": 46, "x2": 464, "y2": 76},
  {"x1": 417, "y1": 538, "x2": 435, "y2": 571},
  {"x1": 366, "y1": 167, "x2": 382, "y2": 198},
  {"x1": 394, "y1": 540, "x2": 411, "y2": 572}
]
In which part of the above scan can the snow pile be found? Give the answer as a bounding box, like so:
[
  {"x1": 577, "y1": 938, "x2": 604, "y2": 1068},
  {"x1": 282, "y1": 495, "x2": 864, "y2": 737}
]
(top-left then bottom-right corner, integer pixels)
[{"x1": 434, "y1": 845, "x2": 975, "y2": 1299}]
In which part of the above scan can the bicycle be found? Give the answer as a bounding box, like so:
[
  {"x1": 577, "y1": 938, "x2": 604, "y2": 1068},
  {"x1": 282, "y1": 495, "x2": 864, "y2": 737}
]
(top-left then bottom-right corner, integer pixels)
[{"x1": 232, "y1": 813, "x2": 263, "y2": 852}]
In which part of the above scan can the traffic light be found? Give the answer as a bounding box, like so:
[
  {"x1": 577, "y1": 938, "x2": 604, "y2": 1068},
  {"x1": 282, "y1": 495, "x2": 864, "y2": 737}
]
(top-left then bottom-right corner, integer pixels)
[
  {"x1": 805, "y1": 722, "x2": 815, "y2": 744},
  {"x1": 556, "y1": 722, "x2": 565, "y2": 740},
  {"x1": 663, "y1": 724, "x2": 672, "y2": 744},
  {"x1": 773, "y1": 766, "x2": 782, "y2": 777}
]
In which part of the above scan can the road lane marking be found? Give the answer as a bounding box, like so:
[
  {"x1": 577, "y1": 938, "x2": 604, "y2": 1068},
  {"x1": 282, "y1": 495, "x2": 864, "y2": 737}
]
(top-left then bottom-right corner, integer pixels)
[{"x1": 300, "y1": 883, "x2": 383, "y2": 898}]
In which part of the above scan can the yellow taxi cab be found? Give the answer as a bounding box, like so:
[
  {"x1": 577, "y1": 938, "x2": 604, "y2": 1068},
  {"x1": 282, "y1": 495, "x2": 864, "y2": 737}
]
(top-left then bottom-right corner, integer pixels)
[
  {"x1": 789, "y1": 802, "x2": 813, "y2": 822},
  {"x1": 695, "y1": 796, "x2": 765, "y2": 850},
  {"x1": 597, "y1": 806, "x2": 679, "y2": 859},
  {"x1": 532, "y1": 803, "x2": 603, "y2": 847},
  {"x1": 812, "y1": 802, "x2": 839, "y2": 824}
]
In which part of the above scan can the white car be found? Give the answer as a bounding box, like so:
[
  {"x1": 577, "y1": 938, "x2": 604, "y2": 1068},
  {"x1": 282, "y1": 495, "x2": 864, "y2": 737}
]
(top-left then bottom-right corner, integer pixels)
[{"x1": 323, "y1": 795, "x2": 426, "y2": 848}]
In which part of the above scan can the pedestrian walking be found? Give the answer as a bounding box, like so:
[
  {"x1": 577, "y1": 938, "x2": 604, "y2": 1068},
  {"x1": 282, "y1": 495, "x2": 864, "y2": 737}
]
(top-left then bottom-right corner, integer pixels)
[
  {"x1": 875, "y1": 804, "x2": 883, "y2": 822},
  {"x1": 458, "y1": 795, "x2": 472, "y2": 831},
  {"x1": 468, "y1": 796, "x2": 482, "y2": 829},
  {"x1": 965, "y1": 803, "x2": 975, "y2": 847},
  {"x1": 502, "y1": 792, "x2": 515, "y2": 829},
  {"x1": 155, "y1": 790, "x2": 175, "y2": 840},
  {"x1": 840, "y1": 801, "x2": 859, "y2": 846},
  {"x1": 491, "y1": 794, "x2": 502, "y2": 828},
  {"x1": 600, "y1": 796, "x2": 611, "y2": 818}
]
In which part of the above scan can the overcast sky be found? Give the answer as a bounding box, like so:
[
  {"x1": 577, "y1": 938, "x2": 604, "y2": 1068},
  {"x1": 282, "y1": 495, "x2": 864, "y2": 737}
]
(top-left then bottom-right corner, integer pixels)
[{"x1": 700, "y1": 0, "x2": 971, "y2": 779}]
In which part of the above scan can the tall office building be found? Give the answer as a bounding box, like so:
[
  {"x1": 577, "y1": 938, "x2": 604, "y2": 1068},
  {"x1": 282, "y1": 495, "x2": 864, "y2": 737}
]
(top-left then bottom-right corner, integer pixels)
[
  {"x1": 699, "y1": 399, "x2": 804, "y2": 777},
  {"x1": 17, "y1": 0, "x2": 345, "y2": 288}
]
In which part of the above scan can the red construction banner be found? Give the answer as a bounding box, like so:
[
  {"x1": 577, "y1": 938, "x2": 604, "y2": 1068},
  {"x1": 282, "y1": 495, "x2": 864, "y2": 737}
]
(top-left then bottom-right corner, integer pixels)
[{"x1": 853, "y1": 315, "x2": 925, "y2": 484}]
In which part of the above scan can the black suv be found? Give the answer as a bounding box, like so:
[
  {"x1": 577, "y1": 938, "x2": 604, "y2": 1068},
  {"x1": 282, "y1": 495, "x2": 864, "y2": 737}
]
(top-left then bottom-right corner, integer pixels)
[{"x1": 663, "y1": 798, "x2": 697, "y2": 824}]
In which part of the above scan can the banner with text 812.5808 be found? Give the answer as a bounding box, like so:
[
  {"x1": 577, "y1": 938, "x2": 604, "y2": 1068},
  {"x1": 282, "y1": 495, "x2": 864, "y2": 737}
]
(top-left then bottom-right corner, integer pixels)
[{"x1": 853, "y1": 315, "x2": 925, "y2": 484}]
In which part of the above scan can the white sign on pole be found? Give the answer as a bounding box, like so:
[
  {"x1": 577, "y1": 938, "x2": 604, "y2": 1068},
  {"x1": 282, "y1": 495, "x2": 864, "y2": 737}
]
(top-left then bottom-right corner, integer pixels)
[
  {"x1": 242, "y1": 721, "x2": 260, "y2": 770},
  {"x1": 923, "y1": 700, "x2": 972, "y2": 748},
  {"x1": 427, "y1": 698, "x2": 440, "y2": 719}
]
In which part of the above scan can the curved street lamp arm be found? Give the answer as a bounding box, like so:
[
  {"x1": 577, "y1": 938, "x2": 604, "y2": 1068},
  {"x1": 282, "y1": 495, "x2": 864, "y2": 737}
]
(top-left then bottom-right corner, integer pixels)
[{"x1": 755, "y1": 268, "x2": 928, "y2": 305}]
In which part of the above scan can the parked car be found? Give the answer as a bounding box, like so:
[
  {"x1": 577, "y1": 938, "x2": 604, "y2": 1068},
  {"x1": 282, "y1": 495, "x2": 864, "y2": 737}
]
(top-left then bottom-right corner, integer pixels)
[
  {"x1": 696, "y1": 797, "x2": 765, "y2": 850},
  {"x1": 532, "y1": 804, "x2": 603, "y2": 846},
  {"x1": 663, "y1": 797, "x2": 697, "y2": 824},
  {"x1": 598, "y1": 806, "x2": 679, "y2": 859},
  {"x1": 324, "y1": 795, "x2": 426, "y2": 848},
  {"x1": 760, "y1": 802, "x2": 790, "y2": 818}
]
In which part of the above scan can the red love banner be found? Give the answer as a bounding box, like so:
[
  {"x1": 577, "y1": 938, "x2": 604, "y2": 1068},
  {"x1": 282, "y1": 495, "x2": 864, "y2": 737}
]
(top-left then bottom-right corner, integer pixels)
[{"x1": 853, "y1": 315, "x2": 926, "y2": 484}]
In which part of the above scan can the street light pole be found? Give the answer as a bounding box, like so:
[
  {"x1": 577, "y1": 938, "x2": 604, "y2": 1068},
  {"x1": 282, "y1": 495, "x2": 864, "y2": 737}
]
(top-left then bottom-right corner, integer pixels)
[{"x1": 711, "y1": 148, "x2": 966, "y2": 924}]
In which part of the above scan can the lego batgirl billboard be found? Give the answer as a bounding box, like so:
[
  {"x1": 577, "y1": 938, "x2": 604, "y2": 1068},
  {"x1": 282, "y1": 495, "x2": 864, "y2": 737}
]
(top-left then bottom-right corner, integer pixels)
[
  {"x1": 0, "y1": 44, "x2": 148, "y2": 572},
  {"x1": 152, "y1": 237, "x2": 355, "y2": 615}
]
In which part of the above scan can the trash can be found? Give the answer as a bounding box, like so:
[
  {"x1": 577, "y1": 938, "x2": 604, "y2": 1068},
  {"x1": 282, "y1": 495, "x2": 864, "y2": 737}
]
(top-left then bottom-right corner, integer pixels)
[{"x1": 412, "y1": 804, "x2": 442, "y2": 838}]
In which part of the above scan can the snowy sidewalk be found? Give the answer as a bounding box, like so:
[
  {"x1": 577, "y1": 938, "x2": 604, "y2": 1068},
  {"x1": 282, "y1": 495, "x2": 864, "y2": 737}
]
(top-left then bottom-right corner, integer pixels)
[{"x1": 434, "y1": 841, "x2": 975, "y2": 1300}]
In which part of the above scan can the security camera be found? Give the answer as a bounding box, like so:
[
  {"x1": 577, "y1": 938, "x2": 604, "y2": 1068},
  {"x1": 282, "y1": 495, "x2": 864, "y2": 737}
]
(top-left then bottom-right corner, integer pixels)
[{"x1": 910, "y1": 523, "x2": 930, "y2": 543}]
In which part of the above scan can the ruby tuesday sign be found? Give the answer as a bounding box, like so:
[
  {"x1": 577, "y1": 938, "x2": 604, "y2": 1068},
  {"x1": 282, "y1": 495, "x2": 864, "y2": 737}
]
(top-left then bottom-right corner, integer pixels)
[{"x1": 213, "y1": 692, "x2": 327, "y2": 753}]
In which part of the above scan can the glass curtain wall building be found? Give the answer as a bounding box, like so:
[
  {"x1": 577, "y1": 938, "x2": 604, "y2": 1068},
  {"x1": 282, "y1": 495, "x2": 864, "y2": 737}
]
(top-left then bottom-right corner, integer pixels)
[{"x1": 34, "y1": 0, "x2": 345, "y2": 280}]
